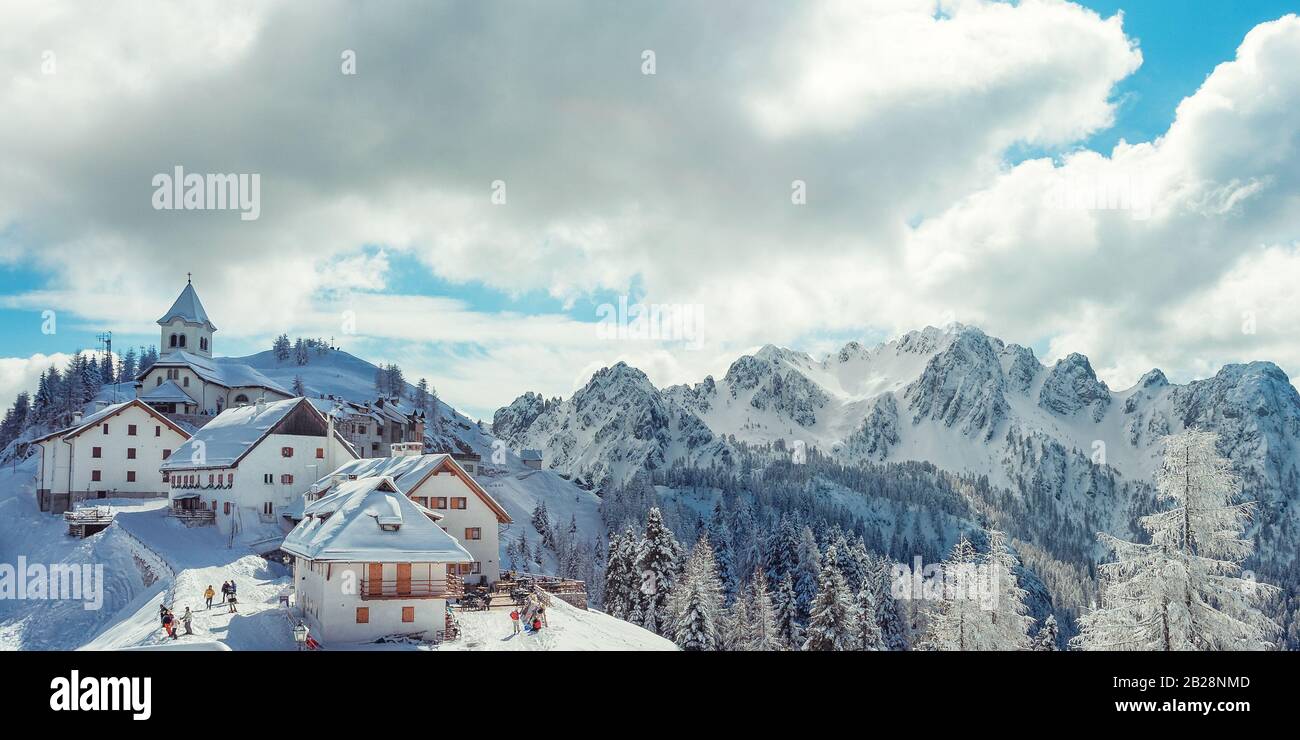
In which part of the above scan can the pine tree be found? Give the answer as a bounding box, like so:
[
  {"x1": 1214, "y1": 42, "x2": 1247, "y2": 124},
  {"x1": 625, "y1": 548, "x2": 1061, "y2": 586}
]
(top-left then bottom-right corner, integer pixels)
[
  {"x1": 1034, "y1": 615, "x2": 1060, "y2": 651},
  {"x1": 118, "y1": 347, "x2": 138, "y2": 383},
  {"x1": 872, "y1": 557, "x2": 909, "y2": 651},
  {"x1": 793, "y1": 525, "x2": 821, "y2": 619},
  {"x1": 718, "y1": 585, "x2": 752, "y2": 651},
  {"x1": 773, "y1": 572, "x2": 803, "y2": 648},
  {"x1": 635, "y1": 507, "x2": 683, "y2": 636},
  {"x1": 672, "y1": 537, "x2": 722, "y2": 651},
  {"x1": 1074, "y1": 431, "x2": 1280, "y2": 651},
  {"x1": 922, "y1": 536, "x2": 984, "y2": 651},
  {"x1": 273, "y1": 334, "x2": 292, "y2": 362},
  {"x1": 292, "y1": 375, "x2": 306, "y2": 396},
  {"x1": 0, "y1": 392, "x2": 31, "y2": 450},
  {"x1": 803, "y1": 545, "x2": 856, "y2": 651},
  {"x1": 747, "y1": 567, "x2": 783, "y2": 651},
  {"x1": 854, "y1": 583, "x2": 884, "y2": 650},
  {"x1": 99, "y1": 352, "x2": 116, "y2": 385},
  {"x1": 138, "y1": 346, "x2": 158, "y2": 374},
  {"x1": 984, "y1": 529, "x2": 1034, "y2": 650},
  {"x1": 294, "y1": 338, "x2": 310, "y2": 366},
  {"x1": 706, "y1": 500, "x2": 736, "y2": 602}
]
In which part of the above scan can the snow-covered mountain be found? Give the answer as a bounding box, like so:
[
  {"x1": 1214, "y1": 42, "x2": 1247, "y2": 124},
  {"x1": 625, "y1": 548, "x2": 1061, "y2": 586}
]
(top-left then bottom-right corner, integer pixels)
[{"x1": 495, "y1": 324, "x2": 1300, "y2": 580}]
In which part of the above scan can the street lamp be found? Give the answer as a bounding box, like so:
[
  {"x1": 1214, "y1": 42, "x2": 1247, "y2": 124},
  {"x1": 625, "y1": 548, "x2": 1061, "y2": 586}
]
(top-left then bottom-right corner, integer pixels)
[{"x1": 293, "y1": 621, "x2": 309, "y2": 650}]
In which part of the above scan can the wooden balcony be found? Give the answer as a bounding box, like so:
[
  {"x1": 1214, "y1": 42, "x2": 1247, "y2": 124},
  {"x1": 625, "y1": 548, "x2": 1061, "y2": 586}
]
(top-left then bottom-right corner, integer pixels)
[{"x1": 359, "y1": 573, "x2": 464, "y2": 600}]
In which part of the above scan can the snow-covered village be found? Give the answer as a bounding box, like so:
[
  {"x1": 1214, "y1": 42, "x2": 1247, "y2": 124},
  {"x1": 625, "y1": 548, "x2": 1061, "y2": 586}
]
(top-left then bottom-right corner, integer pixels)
[{"x1": 2, "y1": 1, "x2": 1300, "y2": 721}]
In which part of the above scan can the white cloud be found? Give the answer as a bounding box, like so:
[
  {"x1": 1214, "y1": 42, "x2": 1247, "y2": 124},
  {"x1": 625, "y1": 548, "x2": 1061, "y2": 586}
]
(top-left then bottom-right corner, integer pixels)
[
  {"x1": 0, "y1": 2, "x2": 1298, "y2": 414},
  {"x1": 0, "y1": 353, "x2": 73, "y2": 407}
]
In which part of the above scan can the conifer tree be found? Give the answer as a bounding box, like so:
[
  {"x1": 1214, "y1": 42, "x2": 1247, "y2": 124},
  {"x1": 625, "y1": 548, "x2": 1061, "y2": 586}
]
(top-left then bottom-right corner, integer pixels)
[
  {"x1": 803, "y1": 546, "x2": 856, "y2": 651},
  {"x1": 635, "y1": 507, "x2": 682, "y2": 636},
  {"x1": 854, "y1": 583, "x2": 884, "y2": 650},
  {"x1": 1034, "y1": 615, "x2": 1060, "y2": 651},
  {"x1": 1074, "y1": 431, "x2": 1280, "y2": 651},
  {"x1": 747, "y1": 567, "x2": 783, "y2": 651},
  {"x1": 773, "y1": 572, "x2": 803, "y2": 648}
]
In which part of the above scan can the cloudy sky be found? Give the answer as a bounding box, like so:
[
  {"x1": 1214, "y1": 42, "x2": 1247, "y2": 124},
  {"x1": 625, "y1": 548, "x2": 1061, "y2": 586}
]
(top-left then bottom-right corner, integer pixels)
[{"x1": 2, "y1": 0, "x2": 1299, "y2": 420}]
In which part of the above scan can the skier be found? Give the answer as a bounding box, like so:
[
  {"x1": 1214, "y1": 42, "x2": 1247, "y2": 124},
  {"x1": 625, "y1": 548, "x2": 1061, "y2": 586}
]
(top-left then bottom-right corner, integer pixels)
[
  {"x1": 229, "y1": 581, "x2": 238, "y2": 601},
  {"x1": 162, "y1": 611, "x2": 176, "y2": 639},
  {"x1": 181, "y1": 607, "x2": 193, "y2": 636},
  {"x1": 204, "y1": 585, "x2": 215, "y2": 609},
  {"x1": 228, "y1": 593, "x2": 238, "y2": 614},
  {"x1": 509, "y1": 608, "x2": 520, "y2": 635},
  {"x1": 220, "y1": 581, "x2": 230, "y2": 603},
  {"x1": 531, "y1": 616, "x2": 542, "y2": 634},
  {"x1": 159, "y1": 603, "x2": 170, "y2": 627},
  {"x1": 537, "y1": 605, "x2": 547, "y2": 627}
]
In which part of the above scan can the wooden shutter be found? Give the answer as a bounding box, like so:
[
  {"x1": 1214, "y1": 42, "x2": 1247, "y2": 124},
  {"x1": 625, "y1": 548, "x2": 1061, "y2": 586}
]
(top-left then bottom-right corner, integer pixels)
[
  {"x1": 368, "y1": 563, "x2": 383, "y2": 596},
  {"x1": 402, "y1": 606, "x2": 414, "y2": 623},
  {"x1": 356, "y1": 607, "x2": 369, "y2": 624},
  {"x1": 396, "y1": 563, "x2": 412, "y2": 595}
]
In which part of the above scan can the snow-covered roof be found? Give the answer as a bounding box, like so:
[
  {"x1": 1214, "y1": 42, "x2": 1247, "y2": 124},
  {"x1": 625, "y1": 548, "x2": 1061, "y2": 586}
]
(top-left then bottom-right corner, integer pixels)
[
  {"x1": 521, "y1": 449, "x2": 543, "y2": 461},
  {"x1": 157, "y1": 281, "x2": 216, "y2": 330},
  {"x1": 139, "y1": 350, "x2": 289, "y2": 395},
  {"x1": 311, "y1": 453, "x2": 512, "y2": 523},
  {"x1": 282, "y1": 477, "x2": 473, "y2": 563},
  {"x1": 139, "y1": 379, "x2": 194, "y2": 404},
  {"x1": 30, "y1": 399, "x2": 190, "y2": 444},
  {"x1": 161, "y1": 397, "x2": 346, "y2": 470}
]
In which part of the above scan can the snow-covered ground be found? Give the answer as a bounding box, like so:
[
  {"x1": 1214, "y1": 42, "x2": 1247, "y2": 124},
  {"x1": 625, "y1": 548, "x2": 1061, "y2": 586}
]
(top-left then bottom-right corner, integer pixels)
[
  {"x1": 0, "y1": 457, "x2": 668, "y2": 651},
  {"x1": 443, "y1": 597, "x2": 675, "y2": 652}
]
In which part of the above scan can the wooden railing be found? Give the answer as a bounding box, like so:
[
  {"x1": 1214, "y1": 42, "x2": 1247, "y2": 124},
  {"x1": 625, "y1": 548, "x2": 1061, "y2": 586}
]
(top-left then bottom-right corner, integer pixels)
[
  {"x1": 359, "y1": 574, "x2": 464, "y2": 600},
  {"x1": 169, "y1": 507, "x2": 215, "y2": 524}
]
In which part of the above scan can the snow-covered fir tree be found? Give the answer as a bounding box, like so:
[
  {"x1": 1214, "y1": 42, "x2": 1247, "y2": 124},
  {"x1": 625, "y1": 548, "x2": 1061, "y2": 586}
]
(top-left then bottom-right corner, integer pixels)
[
  {"x1": 671, "y1": 537, "x2": 723, "y2": 651},
  {"x1": 854, "y1": 582, "x2": 884, "y2": 650},
  {"x1": 291, "y1": 375, "x2": 306, "y2": 396},
  {"x1": 983, "y1": 529, "x2": 1034, "y2": 650},
  {"x1": 635, "y1": 507, "x2": 682, "y2": 636},
  {"x1": 803, "y1": 545, "x2": 856, "y2": 651},
  {"x1": 1034, "y1": 614, "x2": 1060, "y2": 651},
  {"x1": 922, "y1": 536, "x2": 984, "y2": 651},
  {"x1": 746, "y1": 567, "x2": 783, "y2": 651},
  {"x1": 1074, "y1": 431, "x2": 1280, "y2": 651},
  {"x1": 773, "y1": 572, "x2": 803, "y2": 648}
]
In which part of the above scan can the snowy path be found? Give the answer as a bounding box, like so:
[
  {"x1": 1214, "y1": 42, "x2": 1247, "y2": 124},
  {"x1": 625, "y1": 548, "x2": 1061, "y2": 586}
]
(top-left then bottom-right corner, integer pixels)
[{"x1": 441, "y1": 597, "x2": 675, "y2": 651}]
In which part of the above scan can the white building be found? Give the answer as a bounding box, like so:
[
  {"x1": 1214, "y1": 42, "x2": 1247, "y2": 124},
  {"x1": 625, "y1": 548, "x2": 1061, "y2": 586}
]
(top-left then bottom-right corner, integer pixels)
[
  {"x1": 282, "y1": 476, "x2": 473, "y2": 644},
  {"x1": 31, "y1": 399, "x2": 192, "y2": 514},
  {"x1": 308, "y1": 447, "x2": 512, "y2": 586},
  {"x1": 136, "y1": 278, "x2": 291, "y2": 418},
  {"x1": 161, "y1": 397, "x2": 357, "y2": 536}
]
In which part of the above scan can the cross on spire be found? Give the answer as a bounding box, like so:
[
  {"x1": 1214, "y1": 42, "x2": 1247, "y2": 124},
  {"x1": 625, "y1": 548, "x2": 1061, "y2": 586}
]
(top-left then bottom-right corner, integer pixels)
[{"x1": 187, "y1": 272, "x2": 192, "y2": 284}]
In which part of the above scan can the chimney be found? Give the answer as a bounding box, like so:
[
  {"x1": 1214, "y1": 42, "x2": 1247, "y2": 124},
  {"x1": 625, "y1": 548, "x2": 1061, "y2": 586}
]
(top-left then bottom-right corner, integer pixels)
[
  {"x1": 256, "y1": 395, "x2": 266, "y2": 411},
  {"x1": 72, "y1": 411, "x2": 83, "y2": 424}
]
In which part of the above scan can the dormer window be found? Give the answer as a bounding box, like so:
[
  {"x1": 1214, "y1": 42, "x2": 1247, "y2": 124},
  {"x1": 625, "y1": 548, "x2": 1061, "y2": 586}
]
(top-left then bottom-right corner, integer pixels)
[
  {"x1": 379, "y1": 522, "x2": 401, "y2": 532},
  {"x1": 282, "y1": 447, "x2": 294, "y2": 458}
]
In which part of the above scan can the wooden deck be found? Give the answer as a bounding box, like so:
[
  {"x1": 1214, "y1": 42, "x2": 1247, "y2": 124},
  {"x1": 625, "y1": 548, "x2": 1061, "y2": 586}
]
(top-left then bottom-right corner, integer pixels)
[{"x1": 64, "y1": 506, "x2": 115, "y2": 538}]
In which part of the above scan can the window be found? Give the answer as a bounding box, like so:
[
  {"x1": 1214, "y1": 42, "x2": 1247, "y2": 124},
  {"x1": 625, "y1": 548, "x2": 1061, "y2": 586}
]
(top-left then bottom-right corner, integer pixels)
[
  {"x1": 465, "y1": 527, "x2": 481, "y2": 541},
  {"x1": 91, "y1": 470, "x2": 102, "y2": 482},
  {"x1": 127, "y1": 424, "x2": 136, "y2": 436},
  {"x1": 413, "y1": 496, "x2": 428, "y2": 507},
  {"x1": 472, "y1": 562, "x2": 481, "y2": 574},
  {"x1": 315, "y1": 448, "x2": 324, "y2": 459},
  {"x1": 208, "y1": 474, "x2": 214, "y2": 486},
  {"x1": 356, "y1": 607, "x2": 369, "y2": 624},
  {"x1": 183, "y1": 377, "x2": 189, "y2": 388},
  {"x1": 228, "y1": 473, "x2": 234, "y2": 485},
  {"x1": 402, "y1": 606, "x2": 415, "y2": 623},
  {"x1": 169, "y1": 334, "x2": 178, "y2": 348},
  {"x1": 223, "y1": 502, "x2": 231, "y2": 515},
  {"x1": 264, "y1": 473, "x2": 273, "y2": 484},
  {"x1": 263, "y1": 502, "x2": 273, "y2": 516},
  {"x1": 431, "y1": 497, "x2": 447, "y2": 509},
  {"x1": 126, "y1": 471, "x2": 136, "y2": 483},
  {"x1": 162, "y1": 449, "x2": 171, "y2": 460},
  {"x1": 154, "y1": 425, "x2": 161, "y2": 437},
  {"x1": 451, "y1": 497, "x2": 467, "y2": 510},
  {"x1": 281, "y1": 447, "x2": 294, "y2": 458},
  {"x1": 234, "y1": 394, "x2": 249, "y2": 405},
  {"x1": 127, "y1": 448, "x2": 136, "y2": 459},
  {"x1": 92, "y1": 447, "x2": 102, "y2": 458},
  {"x1": 281, "y1": 474, "x2": 294, "y2": 485},
  {"x1": 179, "y1": 335, "x2": 186, "y2": 348},
  {"x1": 162, "y1": 472, "x2": 170, "y2": 483},
  {"x1": 101, "y1": 424, "x2": 109, "y2": 434},
  {"x1": 156, "y1": 377, "x2": 162, "y2": 387}
]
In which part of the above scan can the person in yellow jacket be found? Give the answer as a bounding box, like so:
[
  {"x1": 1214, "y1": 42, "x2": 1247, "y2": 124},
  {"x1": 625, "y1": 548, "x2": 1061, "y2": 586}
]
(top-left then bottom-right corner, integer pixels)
[{"x1": 203, "y1": 585, "x2": 215, "y2": 610}]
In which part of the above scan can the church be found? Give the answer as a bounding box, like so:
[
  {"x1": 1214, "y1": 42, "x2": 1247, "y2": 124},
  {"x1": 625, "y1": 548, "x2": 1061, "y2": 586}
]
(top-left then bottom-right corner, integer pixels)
[{"x1": 136, "y1": 278, "x2": 291, "y2": 421}]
